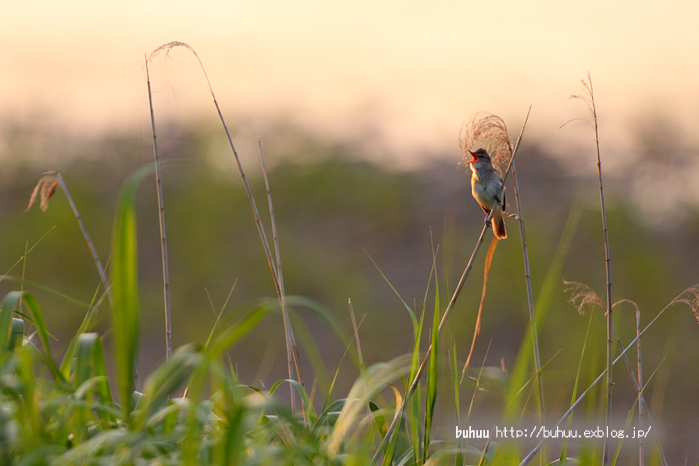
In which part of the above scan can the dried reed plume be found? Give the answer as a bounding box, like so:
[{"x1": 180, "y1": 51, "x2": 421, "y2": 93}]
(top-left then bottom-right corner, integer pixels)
[
  {"x1": 564, "y1": 280, "x2": 606, "y2": 315},
  {"x1": 26, "y1": 173, "x2": 60, "y2": 212},
  {"x1": 459, "y1": 112, "x2": 512, "y2": 176},
  {"x1": 673, "y1": 286, "x2": 699, "y2": 323}
]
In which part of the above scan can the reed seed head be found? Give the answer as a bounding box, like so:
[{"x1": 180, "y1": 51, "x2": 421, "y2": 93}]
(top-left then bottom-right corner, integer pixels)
[
  {"x1": 459, "y1": 112, "x2": 512, "y2": 176},
  {"x1": 26, "y1": 173, "x2": 60, "y2": 212}
]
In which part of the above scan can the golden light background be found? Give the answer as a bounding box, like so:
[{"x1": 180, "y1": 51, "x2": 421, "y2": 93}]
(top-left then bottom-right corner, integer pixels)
[{"x1": 3, "y1": 0, "x2": 699, "y2": 161}]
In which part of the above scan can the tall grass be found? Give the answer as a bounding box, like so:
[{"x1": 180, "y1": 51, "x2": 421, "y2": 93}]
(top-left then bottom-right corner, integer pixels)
[
  {"x1": 3, "y1": 58, "x2": 698, "y2": 466},
  {"x1": 147, "y1": 42, "x2": 304, "y2": 408},
  {"x1": 510, "y1": 143, "x2": 545, "y2": 423},
  {"x1": 520, "y1": 285, "x2": 699, "y2": 465}
]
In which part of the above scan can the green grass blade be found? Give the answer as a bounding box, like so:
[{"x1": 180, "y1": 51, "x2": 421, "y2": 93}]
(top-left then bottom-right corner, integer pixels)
[
  {"x1": 20, "y1": 292, "x2": 62, "y2": 380},
  {"x1": 323, "y1": 334, "x2": 356, "y2": 413},
  {"x1": 451, "y1": 326, "x2": 463, "y2": 466},
  {"x1": 91, "y1": 336, "x2": 115, "y2": 428},
  {"x1": 110, "y1": 165, "x2": 151, "y2": 423},
  {"x1": 288, "y1": 378, "x2": 318, "y2": 426},
  {"x1": 136, "y1": 344, "x2": 202, "y2": 429},
  {"x1": 423, "y1": 268, "x2": 440, "y2": 463},
  {"x1": 328, "y1": 356, "x2": 411, "y2": 459},
  {"x1": 0, "y1": 292, "x2": 22, "y2": 353},
  {"x1": 288, "y1": 312, "x2": 332, "y2": 396},
  {"x1": 0, "y1": 276, "x2": 92, "y2": 308},
  {"x1": 286, "y1": 296, "x2": 356, "y2": 363},
  {"x1": 559, "y1": 308, "x2": 595, "y2": 463},
  {"x1": 408, "y1": 304, "x2": 427, "y2": 465},
  {"x1": 60, "y1": 288, "x2": 109, "y2": 379},
  {"x1": 75, "y1": 333, "x2": 98, "y2": 388},
  {"x1": 8, "y1": 318, "x2": 24, "y2": 351},
  {"x1": 208, "y1": 303, "x2": 271, "y2": 359},
  {"x1": 365, "y1": 251, "x2": 418, "y2": 336}
]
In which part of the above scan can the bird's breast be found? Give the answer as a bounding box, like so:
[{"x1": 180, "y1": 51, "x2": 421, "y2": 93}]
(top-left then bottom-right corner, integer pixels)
[{"x1": 471, "y1": 174, "x2": 501, "y2": 210}]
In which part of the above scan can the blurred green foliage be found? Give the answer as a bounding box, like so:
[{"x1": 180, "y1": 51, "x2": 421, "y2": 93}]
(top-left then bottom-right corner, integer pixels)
[{"x1": 0, "y1": 123, "x2": 698, "y2": 460}]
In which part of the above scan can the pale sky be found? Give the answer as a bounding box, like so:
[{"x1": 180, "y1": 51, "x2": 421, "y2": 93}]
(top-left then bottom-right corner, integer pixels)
[{"x1": 2, "y1": 0, "x2": 699, "y2": 161}]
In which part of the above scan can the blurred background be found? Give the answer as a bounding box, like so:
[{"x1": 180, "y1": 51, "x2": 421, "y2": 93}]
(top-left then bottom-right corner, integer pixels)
[{"x1": 2, "y1": 0, "x2": 699, "y2": 461}]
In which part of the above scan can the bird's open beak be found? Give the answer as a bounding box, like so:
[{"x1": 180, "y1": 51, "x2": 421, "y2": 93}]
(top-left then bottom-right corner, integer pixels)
[{"x1": 465, "y1": 150, "x2": 478, "y2": 164}]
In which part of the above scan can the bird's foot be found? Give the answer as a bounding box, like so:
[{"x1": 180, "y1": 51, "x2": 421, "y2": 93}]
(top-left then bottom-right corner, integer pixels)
[{"x1": 484, "y1": 218, "x2": 492, "y2": 228}]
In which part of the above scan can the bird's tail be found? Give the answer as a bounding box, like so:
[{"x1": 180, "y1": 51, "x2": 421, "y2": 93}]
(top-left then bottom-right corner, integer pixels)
[{"x1": 492, "y1": 209, "x2": 507, "y2": 239}]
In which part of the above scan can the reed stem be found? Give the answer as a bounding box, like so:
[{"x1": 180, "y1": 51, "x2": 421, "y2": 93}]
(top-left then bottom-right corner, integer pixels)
[
  {"x1": 147, "y1": 42, "x2": 303, "y2": 406},
  {"x1": 145, "y1": 57, "x2": 172, "y2": 359},
  {"x1": 258, "y1": 142, "x2": 304, "y2": 409},
  {"x1": 511, "y1": 157, "x2": 545, "y2": 423},
  {"x1": 587, "y1": 74, "x2": 614, "y2": 466}
]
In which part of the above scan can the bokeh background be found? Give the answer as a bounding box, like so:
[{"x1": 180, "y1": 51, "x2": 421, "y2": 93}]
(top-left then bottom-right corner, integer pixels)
[{"x1": 2, "y1": 0, "x2": 699, "y2": 461}]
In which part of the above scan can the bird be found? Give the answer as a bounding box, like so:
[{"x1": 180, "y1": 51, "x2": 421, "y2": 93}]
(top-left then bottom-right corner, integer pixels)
[{"x1": 465, "y1": 148, "x2": 507, "y2": 239}]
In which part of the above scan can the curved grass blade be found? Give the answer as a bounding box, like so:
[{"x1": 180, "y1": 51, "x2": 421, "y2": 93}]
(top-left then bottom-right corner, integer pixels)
[
  {"x1": 0, "y1": 276, "x2": 91, "y2": 309},
  {"x1": 75, "y1": 333, "x2": 98, "y2": 389},
  {"x1": 207, "y1": 303, "x2": 271, "y2": 359},
  {"x1": 19, "y1": 292, "x2": 61, "y2": 380},
  {"x1": 365, "y1": 250, "x2": 418, "y2": 335},
  {"x1": 8, "y1": 318, "x2": 24, "y2": 351},
  {"x1": 59, "y1": 288, "x2": 109, "y2": 379},
  {"x1": 0, "y1": 292, "x2": 22, "y2": 354},
  {"x1": 269, "y1": 378, "x2": 318, "y2": 426},
  {"x1": 135, "y1": 344, "x2": 202, "y2": 429}
]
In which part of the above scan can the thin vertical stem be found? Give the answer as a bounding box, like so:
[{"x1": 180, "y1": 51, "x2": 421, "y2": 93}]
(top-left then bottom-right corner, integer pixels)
[
  {"x1": 258, "y1": 142, "x2": 303, "y2": 411},
  {"x1": 19, "y1": 242, "x2": 28, "y2": 315},
  {"x1": 511, "y1": 156, "x2": 545, "y2": 423},
  {"x1": 611, "y1": 323, "x2": 666, "y2": 466},
  {"x1": 349, "y1": 298, "x2": 375, "y2": 445},
  {"x1": 587, "y1": 74, "x2": 614, "y2": 466},
  {"x1": 348, "y1": 298, "x2": 364, "y2": 371},
  {"x1": 145, "y1": 57, "x2": 172, "y2": 359},
  {"x1": 636, "y1": 309, "x2": 645, "y2": 466}
]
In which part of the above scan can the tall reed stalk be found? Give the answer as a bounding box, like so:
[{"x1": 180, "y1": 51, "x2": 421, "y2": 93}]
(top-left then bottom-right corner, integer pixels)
[
  {"x1": 258, "y1": 141, "x2": 304, "y2": 407},
  {"x1": 636, "y1": 307, "x2": 645, "y2": 466},
  {"x1": 145, "y1": 58, "x2": 172, "y2": 359},
  {"x1": 566, "y1": 73, "x2": 614, "y2": 464},
  {"x1": 511, "y1": 149, "x2": 544, "y2": 422},
  {"x1": 147, "y1": 42, "x2": 303, "y2": 408}
]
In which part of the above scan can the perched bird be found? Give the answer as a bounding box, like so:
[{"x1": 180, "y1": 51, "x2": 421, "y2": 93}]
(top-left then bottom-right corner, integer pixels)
[{"x1": 465, "y1": 148, "x2": 507, "y2": 239}]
